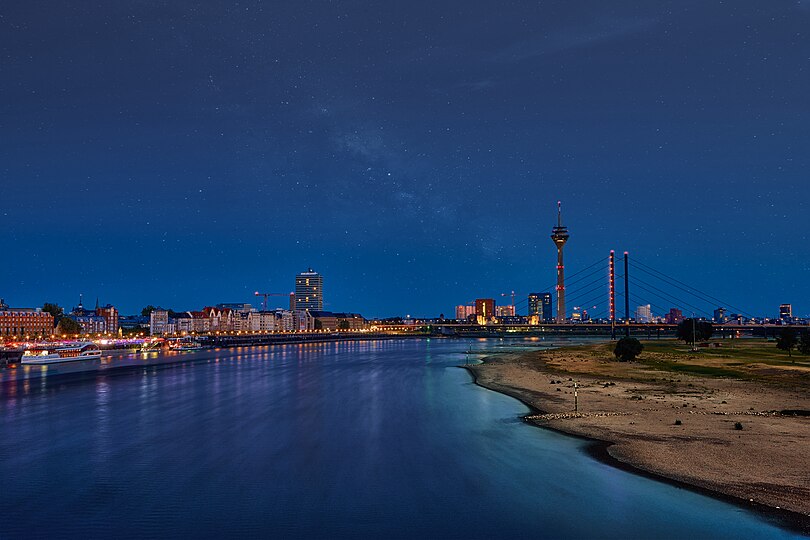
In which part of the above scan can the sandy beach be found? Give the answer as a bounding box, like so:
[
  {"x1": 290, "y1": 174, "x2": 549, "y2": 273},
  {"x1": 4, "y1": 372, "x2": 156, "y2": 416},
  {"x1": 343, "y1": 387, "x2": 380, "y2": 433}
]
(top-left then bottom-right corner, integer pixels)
[{"x1": 465, "y1": 340, "x2": 810, "y2": 529}]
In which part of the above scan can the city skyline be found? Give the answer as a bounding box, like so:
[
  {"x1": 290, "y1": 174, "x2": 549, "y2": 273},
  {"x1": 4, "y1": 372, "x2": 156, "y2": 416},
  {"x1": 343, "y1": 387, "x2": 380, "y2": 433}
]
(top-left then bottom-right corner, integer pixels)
[
  {"x1": 2, "y1": 2, "x2": 808, "y2": 316},
  {"x1": 0, "y1": 227, "x2": 805, "y2": 319}
]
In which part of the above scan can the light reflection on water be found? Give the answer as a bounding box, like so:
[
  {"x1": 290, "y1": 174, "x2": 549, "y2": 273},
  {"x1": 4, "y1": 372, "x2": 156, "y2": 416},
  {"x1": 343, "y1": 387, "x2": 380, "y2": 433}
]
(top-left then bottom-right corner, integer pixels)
[{"x1": 0, "y1": 339, "x2": 801, "y2": 539}]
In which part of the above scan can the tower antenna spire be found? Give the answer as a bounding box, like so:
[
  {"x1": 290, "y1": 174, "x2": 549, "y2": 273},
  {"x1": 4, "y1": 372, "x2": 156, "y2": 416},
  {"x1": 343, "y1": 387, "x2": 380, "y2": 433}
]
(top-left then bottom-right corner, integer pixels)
[{"x1": 550, "y1": 202, "x2": 570, "y2": 323}]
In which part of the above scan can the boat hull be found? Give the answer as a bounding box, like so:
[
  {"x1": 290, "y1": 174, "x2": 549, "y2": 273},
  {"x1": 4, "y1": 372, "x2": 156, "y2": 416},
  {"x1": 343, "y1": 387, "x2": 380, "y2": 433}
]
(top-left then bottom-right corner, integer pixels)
[{"x1": 22, "y1": 353, "x2": 102, "y2": 365}]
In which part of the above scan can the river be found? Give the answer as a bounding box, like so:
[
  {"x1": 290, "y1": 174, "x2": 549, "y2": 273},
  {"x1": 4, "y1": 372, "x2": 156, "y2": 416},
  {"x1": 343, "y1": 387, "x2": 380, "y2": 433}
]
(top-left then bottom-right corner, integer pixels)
[{"x1": 0, "y1": 339, "x2": 800, "y2": 538}]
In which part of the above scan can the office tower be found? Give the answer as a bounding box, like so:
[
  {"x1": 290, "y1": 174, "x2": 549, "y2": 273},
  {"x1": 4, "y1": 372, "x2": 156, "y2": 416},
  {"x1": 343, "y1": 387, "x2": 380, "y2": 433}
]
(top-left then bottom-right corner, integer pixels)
[
  {"x1": 541, "y1": 292, "x2": 553, "y2": 323},
  {"x1": 779, "y1": 304, "x2": 792, "y2": 321},
  {"x1": 635, "y1": 304, "x2": 652, "y2": 323},
  {"x1": 528, "y1": 293, "x2": 543, "y2": 320},
  {"x1": 295, "y1": 268, "x2": 323, "y2": 311}
]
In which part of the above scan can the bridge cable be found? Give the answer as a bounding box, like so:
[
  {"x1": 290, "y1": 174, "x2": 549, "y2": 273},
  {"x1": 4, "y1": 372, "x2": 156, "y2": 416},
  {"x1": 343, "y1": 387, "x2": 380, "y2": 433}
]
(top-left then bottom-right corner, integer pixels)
[{"x1": 631, "y1": 258, "x2": 756, "y2": 319}]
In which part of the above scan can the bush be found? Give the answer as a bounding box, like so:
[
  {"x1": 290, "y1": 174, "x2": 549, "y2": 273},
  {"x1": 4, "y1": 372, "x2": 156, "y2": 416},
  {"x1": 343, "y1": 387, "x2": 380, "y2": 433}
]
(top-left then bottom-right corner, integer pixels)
[
  {"x1": 776, "y1": 328, "x2": 798, "y2": 358},
  {"x1": 614, "y1": 337, "x2": 643, "y2": 361},
  {"x1": 676, "y1": 319, "x2": 713, "y2": 343},
  {"x1": 674, "y1": 419, "x2": 682, "y2": 426},
  {"x1": 734, "y1": 422, "x2": 743, "y2": 430},
  {"x1": 797, "y1": 330, "x2": 810, "y2": 355}
]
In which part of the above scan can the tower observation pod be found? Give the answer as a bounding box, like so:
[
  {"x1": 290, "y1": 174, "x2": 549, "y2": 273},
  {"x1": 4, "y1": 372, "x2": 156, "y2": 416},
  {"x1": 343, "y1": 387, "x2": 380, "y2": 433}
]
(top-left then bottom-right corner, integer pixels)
[{"x1": 550, "y1": 201, "x2": 570, "y2": 323}]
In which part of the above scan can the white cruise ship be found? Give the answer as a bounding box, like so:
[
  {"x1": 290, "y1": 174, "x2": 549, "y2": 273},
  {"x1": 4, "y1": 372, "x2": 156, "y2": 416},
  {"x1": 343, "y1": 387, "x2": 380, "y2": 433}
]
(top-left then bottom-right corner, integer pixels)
[{"x1": 22, "y1": 342, "x2": 103, "y2": 364}]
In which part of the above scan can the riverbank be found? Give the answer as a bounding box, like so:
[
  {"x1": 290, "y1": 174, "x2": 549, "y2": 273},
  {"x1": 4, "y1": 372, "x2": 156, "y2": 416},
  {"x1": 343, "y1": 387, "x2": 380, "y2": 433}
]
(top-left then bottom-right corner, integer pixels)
[
  {"x1": 0, "y1": 334, "x2": 429, "y2": 383},
  {"x1": 465, "y1": 341, "x2": 810, "y2": 531}
]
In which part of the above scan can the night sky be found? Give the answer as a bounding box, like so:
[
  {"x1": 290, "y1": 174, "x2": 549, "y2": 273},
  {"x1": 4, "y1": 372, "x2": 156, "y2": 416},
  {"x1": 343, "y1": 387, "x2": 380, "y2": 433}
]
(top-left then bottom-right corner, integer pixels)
[{"x1": 2, "y1": 1, "x2": 808, "y2": 318}]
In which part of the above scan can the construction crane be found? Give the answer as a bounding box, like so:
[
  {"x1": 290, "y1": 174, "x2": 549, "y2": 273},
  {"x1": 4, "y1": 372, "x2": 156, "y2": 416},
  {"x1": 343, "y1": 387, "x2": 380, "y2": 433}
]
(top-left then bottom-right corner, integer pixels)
[
  {"x1": 500, "y1": 291, "x2": 517, "y2": 315},
  {"x1": 254, "y1": 291, "x2": 293, "y2": 311}
]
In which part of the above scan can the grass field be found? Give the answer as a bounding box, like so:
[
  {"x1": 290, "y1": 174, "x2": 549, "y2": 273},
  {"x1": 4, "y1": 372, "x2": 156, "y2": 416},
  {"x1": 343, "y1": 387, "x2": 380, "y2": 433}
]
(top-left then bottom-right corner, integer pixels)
[{"x1": 549, "y1": 338, "x2": 810, "y2": 387}]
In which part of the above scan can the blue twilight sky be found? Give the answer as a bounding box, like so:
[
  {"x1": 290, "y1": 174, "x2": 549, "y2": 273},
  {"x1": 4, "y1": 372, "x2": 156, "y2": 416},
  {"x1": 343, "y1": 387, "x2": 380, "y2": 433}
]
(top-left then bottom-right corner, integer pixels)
[{"x1": 1, "y1": 1, "x2": 808, "y2": 318}]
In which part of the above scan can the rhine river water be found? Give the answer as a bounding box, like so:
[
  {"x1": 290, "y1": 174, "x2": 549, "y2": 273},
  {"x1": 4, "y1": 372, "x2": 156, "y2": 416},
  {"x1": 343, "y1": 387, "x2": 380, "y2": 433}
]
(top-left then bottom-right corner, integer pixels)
[{"x1": 0, "y1": 339, "x2": 801, "y2": 538}]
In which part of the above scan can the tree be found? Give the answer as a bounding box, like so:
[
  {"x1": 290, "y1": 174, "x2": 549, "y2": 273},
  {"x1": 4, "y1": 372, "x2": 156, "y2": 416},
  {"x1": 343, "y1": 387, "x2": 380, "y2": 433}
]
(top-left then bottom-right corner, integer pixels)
[
  {"x1": 42, "y1": 302, "x2": 64, "y2": 320},
  {"x1": 798, "y1": 331, "x2": 810, "y2": 356},
  {"x1": 338, "y1": 320, "x2": 350, "y2": 330},
  {"x1": 56, "y1": 317, "x2": 82, "y2": 336},
  {"x1": 776, "y1": 328, "x2": 798, "y2": 359},
  {"x1": 614, "y1": 337, "x2": 643, "y2": 361},
  {"x1": 676, "y1": 319, "x2": 713, "y2": 344},
  {"x1": 141, "y1": 305, "x2": 157, "y2": 317}
]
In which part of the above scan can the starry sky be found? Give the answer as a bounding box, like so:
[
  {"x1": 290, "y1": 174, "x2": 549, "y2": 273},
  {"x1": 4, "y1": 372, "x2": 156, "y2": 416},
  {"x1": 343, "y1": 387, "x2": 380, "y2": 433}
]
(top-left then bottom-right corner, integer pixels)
[{"x1": 1, "y1": 1, "x2": 808, "y2": 318}]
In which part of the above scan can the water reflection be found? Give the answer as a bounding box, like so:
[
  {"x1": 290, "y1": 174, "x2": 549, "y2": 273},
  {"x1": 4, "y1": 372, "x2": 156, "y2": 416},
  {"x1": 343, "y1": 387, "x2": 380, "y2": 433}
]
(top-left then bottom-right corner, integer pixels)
[{"x1": 0, "y1": 339, "x2": 800, "y2": 539}]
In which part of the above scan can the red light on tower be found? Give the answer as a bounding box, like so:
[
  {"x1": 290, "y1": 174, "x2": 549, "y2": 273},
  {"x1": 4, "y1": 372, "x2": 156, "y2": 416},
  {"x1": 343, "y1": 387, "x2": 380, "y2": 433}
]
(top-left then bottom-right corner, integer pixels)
[{"x1": 609, "y1": 251, "x2": 615, "y2": 322}]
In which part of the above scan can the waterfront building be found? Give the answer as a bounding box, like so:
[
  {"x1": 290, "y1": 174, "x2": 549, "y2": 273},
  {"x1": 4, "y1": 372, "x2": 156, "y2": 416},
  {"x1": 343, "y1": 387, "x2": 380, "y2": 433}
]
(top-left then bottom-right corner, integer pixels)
[
  {"x1": 119, "y1": 315, "x2": 149, "y2": 333},
  {"x1": 455, "y1": 305, "x2": 476, "y2": 321},
  {"x1": 309, "y1": 310, "x2": 336, "y2": 331},
  {"x1": 665, "y1": 308, "x2": 684, "y2": 325},
  {"x1": 635, "y1": 304, "x2": 652, "y2": 323},
  {"x1": 713, "y1": 307, "x2": 728, "y2": 324},
  {"x1": 295, "y1": 268, "x2": 323, "y2": 311},
  {"x1": 294, "y1": 310, "x2": 316, "y2": 331},
  {"x1": 474, "y1": 298, "x2": 495, "y2": 325},
  {"x1": 233, "y1": 311, "x2": 251, "y2": 332},
  {"x1": 202, "y1": 306, "x2": 238, "y2": 332},
  {"x1": 150, "y1": 309, "x2": 170, "y2": 335},
  {"x1": 68, "y1": 296, "x2": 106, "y2": 334},
  {"x1": 0, "y1": 307, "x2": 54, "y2": 338},
  {"x1": 67, "y1": 312, "x2": 106, "y2": 334},
  {"x1": 175, "y1": 313, "x2": 193, "y2": 334},
  {"x1": 334, "y1": 312, "x2": 366, "y2": 330},
  {"x1": 780, "y1": 304, "x2": 792, "y2": 321},
  {"x1": 188, "y1": 311, "x2": 211, "y2": 333},
  {"x1": 275, "y1": 309, "x2": 296, "y2": 332},
  {"x1": 255, "y1": 311, "x2": 276, "y2": 332},
  {"x1": 550, "y1": 202, "x2": 570, "y2": 323},
  {"x1": 96, "y1": 304, "x2": 119, "y2": 334}
]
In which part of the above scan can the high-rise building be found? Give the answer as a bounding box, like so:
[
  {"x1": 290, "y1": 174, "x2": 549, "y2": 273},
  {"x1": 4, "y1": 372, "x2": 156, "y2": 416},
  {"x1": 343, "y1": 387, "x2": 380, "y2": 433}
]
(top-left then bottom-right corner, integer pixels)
[
  {"x1": 528, "y1": 293, "x2": 543, "y2": 320},
  {"x1": 295, "y1": 268, "x2": 323, "y2": 311},
  {"x1": 541, "y1": 292, "x2": 553, "y2": 323},
  {"x1": 474, "y1": 298, "x2": 495, "y2": 324},
  {"x1": 713, "y1": 307, "x2": 727, "y2": 324},
  {"x1": 635, "y1": 304, "x2": 652, "y2": 323},
  {"x1": 550, "y1": 202, "x2": 569, "y2": 323},
  {"x1": 779, "y1": 304, "x2": 792, "y2": 321}
]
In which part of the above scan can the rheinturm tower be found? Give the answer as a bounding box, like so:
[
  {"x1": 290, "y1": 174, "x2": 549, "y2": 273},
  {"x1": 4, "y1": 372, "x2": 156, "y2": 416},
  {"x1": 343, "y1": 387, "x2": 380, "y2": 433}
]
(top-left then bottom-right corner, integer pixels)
[{"x1": 550, "y1": 202, "x2": 570, "y2": 323}]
